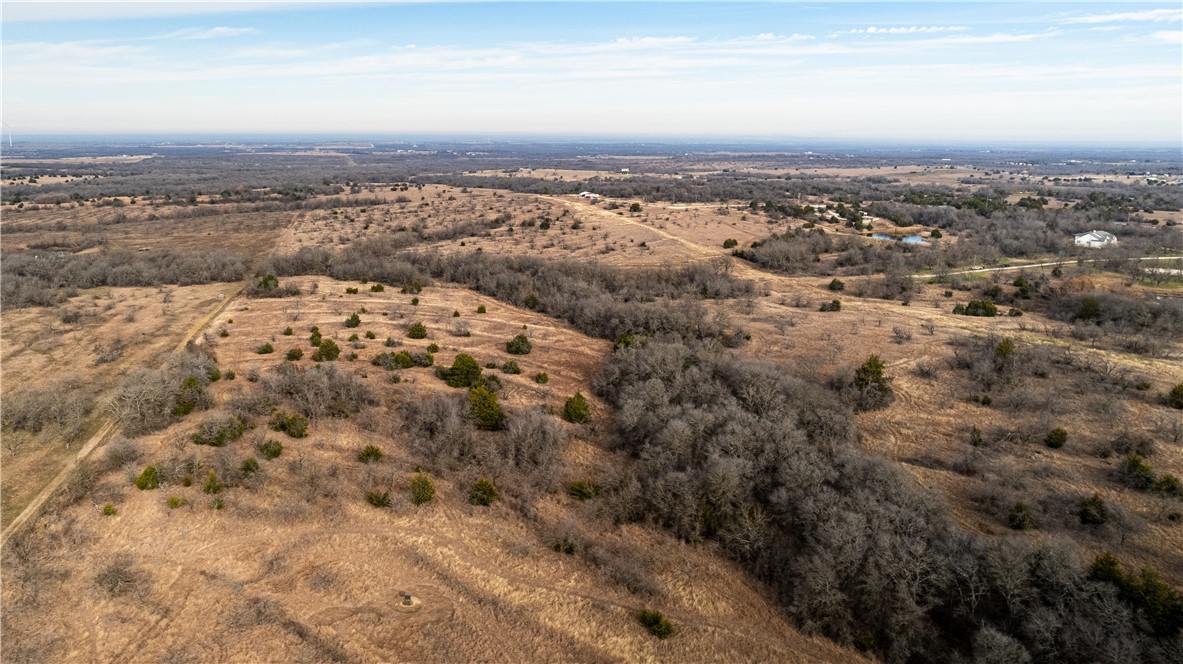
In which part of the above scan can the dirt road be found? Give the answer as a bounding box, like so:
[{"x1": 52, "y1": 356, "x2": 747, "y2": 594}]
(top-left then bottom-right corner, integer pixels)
[{"x1": 0, "y1": 283, "x2": 244, "y2": 546}]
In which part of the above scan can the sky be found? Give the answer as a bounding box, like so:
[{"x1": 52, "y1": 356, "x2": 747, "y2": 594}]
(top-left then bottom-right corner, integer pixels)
[{"x1": 2, "y1": 2, "x2": 1181, "y2": 145}]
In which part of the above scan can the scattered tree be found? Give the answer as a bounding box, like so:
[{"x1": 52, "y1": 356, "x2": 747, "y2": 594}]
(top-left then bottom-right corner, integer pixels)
[
  {"x1": 506, "y1": 334, "x2": 532, "y2": 355},
  {"x1": 469, "y1": 386, "x2": 506, "y2": 431},
  {"x1": 411, "y1": 472, "x2": 436, "y2": 505},
  {"x1": 563, "y1": 392, "x2": 591, "y2": 423},
  {"x1": 444, "y1": 353, "x2": 483, "y2": 388},
  {"x1": 469, "y1": 477, "x2": 499, "y2": 505}
]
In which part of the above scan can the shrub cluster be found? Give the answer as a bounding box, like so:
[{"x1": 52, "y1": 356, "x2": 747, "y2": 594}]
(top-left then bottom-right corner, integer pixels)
[
  {"x1": 1089, "y1": 553, "x2": 1183, "y2": 637},
  {"x1": 410, "y1": 472, "x2": 436, "y2": 505},
  {"x1": 191, "y1": 415, "x2": 246, "y2": 447},
  {"x1": 506, "y1": 334, "x2": 532, "y2": 355},
  {"x1": 469, "y1": 477, "x2": 498, "y2": 505},
  {"x1": 953, "y1": 300, "x2": 999, "y2": 317},
  {"x1": 366, "y1": 489, "x2": 391, "y2": 508},
  {"x1": 358, "y1": 445, "x2": 383, "y2": 463},
  {"x1": 2, "y1": 378, "x2": 94, "y2": 445},
  {"x1": 562, "y1": 392, "x2": 591, "y2": 424},
  {"x1": 568, "y1": 480, "x2": 602, "y2": 500},
  {"x1": 261, "y1": 362, "x2": 375, "y2": 419},
  {"x1": 269, "y1": 411, "x2": 309, "y2": 438},
  {"x1": 257, "y1": 439, "x2": 283, "y2": 460},
  {"x1": 311, "y1": 338, "x2": 340, "y2": 362},
  {"x1": 1121, "y1": 453, "x2": 1182, "y2": 496},
  {"x1": 1045, "y1": 427, "x2": 1068, "y2": 449},
  {"x1": 637, "y1": 610, "x2": 673, "y2": 639},
  {"x1": 469, "y1": 386, "x2": 506, "y2": 431},
  {"x1": 109, "y1": 349, "x2": 216, "y2": 435},
  {"x1": 134, "y1": 465, "x2": 159, "y2": 490},
  {"x1": 442, "y1": 353, "x2": 482, "y2": 388}
]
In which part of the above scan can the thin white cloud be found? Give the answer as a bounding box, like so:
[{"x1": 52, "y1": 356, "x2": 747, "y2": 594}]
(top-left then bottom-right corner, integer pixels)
[
  {"x1": 0, "y1": 29, "x2": 1071, "y2": 88},
  {"x1": 923, "y1": 31, "x2": 1059, "y2": 45},
  {"x1": 2, "y1": 2, "x2": 307, "y2": 22},
  {"x1": 157, "y1": 27, "x2": 257, "y2": 40},
  {"x1": 835, "y1": 25, "x2": 968, "y2": 36},
  {"x1": 230, "y1": 40, "x2": 370, "y2": 60},
  {"x1": 0, "y1": 26, "x2": 1168, "y2": 145},
  {"x1": 1063, "y1": 8, "x2": 1182, "y2": 24},
  {"x1": 752, "y1": 33, "x2": 814, "y2": 41},
  {"x1": 3, "y1": 40, "x2": 148, "y2": 60},
  {"x1": 1148, "y1": 30, "x2": 1183, "y2": 44}
]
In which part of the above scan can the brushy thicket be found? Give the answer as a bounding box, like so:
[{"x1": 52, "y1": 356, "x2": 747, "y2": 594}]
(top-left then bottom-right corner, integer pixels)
[
  {"x1": 594, "y1": 339, "x2": 1180, "y2": 663},
  {"x1": 190, "y1": 414, "x2": 246, "y2": 447},
  {"x1": 260, "y1": 362, "x2": 376, "y2": 419},
  {"x1": 107, "y1": 348, "x2": 217, "y2": 435},
  {"x1": 397, "y1": 394, "x2": 566, "y2": 479},
  {"x1": 1, "y1": 249, "x2": 249, "y2": 308},
  {"x1": 266, "y1": 242, "x2": 755, "y2": 342},
  {"x1": 1, "y1": 378, "x2": 94, "y2": 445}
]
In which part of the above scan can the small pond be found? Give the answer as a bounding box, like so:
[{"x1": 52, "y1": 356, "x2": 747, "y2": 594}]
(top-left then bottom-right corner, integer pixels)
[{"x1": 871, "y1": 233, "x2": 926, "y2": 245}]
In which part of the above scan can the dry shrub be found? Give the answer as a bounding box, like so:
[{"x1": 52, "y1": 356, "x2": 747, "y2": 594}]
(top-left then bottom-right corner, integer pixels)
[
  {"x1": 53, "y1": 460, "x2": 102, "y2": 510},
  {"x1": 154, "y1": 454, "x2": 202, "y2": 487},
  {"x1": 584, "y1": 538, "x2": 660, "y2": 597},
  {"x1": 261, "y1": 362, "x2": 376, "y2": 419},
  {"x1": 94, "y1": 552, "x2": 149, "y2": 597},
  {"x1": 103, "y1": 437, "x2": 143, "y2": 471},
  {"x1": 227, "y1": 387, "x2": 276, "y2": 420},
  {"x1": 1, "y1": 377, "x2": 94, "y2": 446}
]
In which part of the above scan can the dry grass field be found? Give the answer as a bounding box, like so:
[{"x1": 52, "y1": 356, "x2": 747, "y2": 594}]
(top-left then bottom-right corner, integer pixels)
[
  {"x1": 1, "y1": 283, "x2": 237, "y2": 527},
  {"x1": 3, "y1": 158, "x2": 1181, "y2": 662},
  {"x1": 2, "y1": 281, "x2": 867, "y2": 664},
  {"x1": 1, "y1": 203, "x2": 291, "y2": 256}
]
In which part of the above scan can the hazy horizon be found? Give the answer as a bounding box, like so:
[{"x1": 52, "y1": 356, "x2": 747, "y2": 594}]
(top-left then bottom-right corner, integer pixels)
[
  {"x1": 3, "y1": 1, "x2": 1182, "y2": 144},
  {"x1": 6, "y1": 132, "x2": 1181, "y2": 153}
]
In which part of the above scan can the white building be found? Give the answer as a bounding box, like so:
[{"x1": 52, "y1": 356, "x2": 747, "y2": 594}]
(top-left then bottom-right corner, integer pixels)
[{"x1": 1074, "y1": 230, "x2": 1117, "y2": 248}]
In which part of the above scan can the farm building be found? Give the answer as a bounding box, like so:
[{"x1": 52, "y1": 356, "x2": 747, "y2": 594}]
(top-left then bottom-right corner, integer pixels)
[{"x1": 1074, "y1": 230, "x2": 1117, "y2": 248}]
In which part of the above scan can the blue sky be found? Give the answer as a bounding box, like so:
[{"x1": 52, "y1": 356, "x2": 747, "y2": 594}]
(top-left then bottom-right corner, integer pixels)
[{"x1": 2, "y1": 2, "x2": 1180, "y2": 144}]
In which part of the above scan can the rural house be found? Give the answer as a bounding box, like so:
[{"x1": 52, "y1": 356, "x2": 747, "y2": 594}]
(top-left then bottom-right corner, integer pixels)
[{"x1": 1074, "y1": 230, "x2": 1117, "y2": 248}]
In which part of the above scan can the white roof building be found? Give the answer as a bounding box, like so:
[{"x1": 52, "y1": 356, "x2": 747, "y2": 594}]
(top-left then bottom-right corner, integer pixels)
[{"x1": 1074, "y1": 230, "x2": 1117, "y2": 248}]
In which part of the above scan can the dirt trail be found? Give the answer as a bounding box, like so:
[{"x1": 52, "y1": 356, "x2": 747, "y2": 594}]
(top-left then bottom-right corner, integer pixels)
[
  {"x1": 541, "y1": 196, "x2": 715, "y2": 259},
  {"x1": 0, "y1": 283, "x2": 244, "y2": 546},
  {"x1": 540, "y1": 195, "x2": 777, "y2": 284}
]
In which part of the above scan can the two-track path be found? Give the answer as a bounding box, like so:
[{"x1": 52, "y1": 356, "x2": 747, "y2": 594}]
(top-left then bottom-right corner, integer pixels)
[{"x1": 1, "y1": 283, "x2": 244, "y2": 546}]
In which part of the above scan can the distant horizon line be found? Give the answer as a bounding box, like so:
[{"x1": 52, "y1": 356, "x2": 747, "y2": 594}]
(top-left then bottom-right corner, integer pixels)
[{"x1": 5, "y1": 132, "x2": 1182, "y2": 152}]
